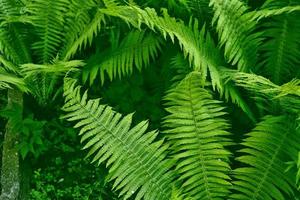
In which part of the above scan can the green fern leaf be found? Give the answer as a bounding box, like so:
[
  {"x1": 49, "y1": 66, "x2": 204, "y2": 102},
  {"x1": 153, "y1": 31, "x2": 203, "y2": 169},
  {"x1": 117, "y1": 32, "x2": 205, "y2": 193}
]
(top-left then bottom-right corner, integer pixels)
[
  {"x1": 231, "y1": 72, "x2": 300, "y2": 114},
  {"x1": 82, "y1": 30, "x2": 163, "y2": 85},
  {"x1": 59, "y1": 0, "x2": 97, "y2": 60},
  {"x1": 231, "y1": 115, "x2": 300, "y2": 200},
  {"x1": 62, "y1": 9, "x2": 106, "y2": 61},
  {"x1": 210, "y1": 0, "x2": 260, "y2": 72},
  {"x1": 100, "y1": 3, "x2": 225, "y2": 90},
  {"x1": 0, "y1": 68, "x2": 28, "y2": 92},
  {"x1": 21, "y1": 60, "x2": 84, "y2": 105},
  {"x1": 0, "y1": 55, "x2": 19, "y2": 74},
  {"x1": 28, "y1": 0, "x2": 69, "y2": 63},
  {"x1": 21, "y1": 60, "x2": 85, "y2": 78},
  {"x1": 0, "y1": 0, "x2": 31, "y2": 64},
  {"x1": 62, "y1": 78, "x2": 175, "y2": 200},
  {"x1": 249, "y1": 5, "x2": 300, "y2": 21},
  {"x1": 257, "y1": 1, "x2": 300, "y2": 84},
  {"x1": 163, "y1": 72, "x2": 232, "y2": 199}
]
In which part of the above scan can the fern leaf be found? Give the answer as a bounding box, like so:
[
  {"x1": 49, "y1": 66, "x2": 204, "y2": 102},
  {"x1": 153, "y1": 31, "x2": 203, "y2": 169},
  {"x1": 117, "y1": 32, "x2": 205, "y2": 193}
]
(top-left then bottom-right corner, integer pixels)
[
  {"x1": 21, "y1": 60, "x2": 84, "y2": 105},
  {"x1": 0, "y1": 68, "x2": 28, "y2": 92},
  {"x1": 163, "y1": 72, "x2": 232, "y2": 199},
  {"x1": 171, "y1": 54, "x2": 256, "y2": 122},
  {"x1": 210, "y1": 0, "x2": 260, "y2": 72},
  {"x1": 222, "y1": 80, "x2": 256, "y2": 122},
  {"x1": 62, "y1": 9, "x2": 106, "y2": 61},
  {"x1": 82, "y1": 30, "x2": 163, "y2": 85},
  {"x1": 59, "y1": 0, "x2": 97, "y2": 60},
  {"x1": 101, "y1": 4, "x2": 226, "y2": 91},
  {"x1": 231, "y1": 115, "x2": 300, "y2": 200},
  {"x1": 231, "y1": 72, "x2": 300, "y2": 114},
  {"x1": 21, "y1": 60, "x2": 85, "y2": 78},
  {"x1": 62, "y1": 78, "x2": 175, "y2": 200},
  {"x1": 28, "y1": 0, "x2": 69, "y2": 63},
  {"x1": 257, "y1": 1, "x2": 300, "y2": 84},
  {"x1": 0, "y1": 55, "x2": 19, "y2": 74},
  {"x1": 0, "y1": 0, "x2": 31, "y2": 64},
  {"x1": 249, "y1": 5, "x2": 300, "y2": 21}
]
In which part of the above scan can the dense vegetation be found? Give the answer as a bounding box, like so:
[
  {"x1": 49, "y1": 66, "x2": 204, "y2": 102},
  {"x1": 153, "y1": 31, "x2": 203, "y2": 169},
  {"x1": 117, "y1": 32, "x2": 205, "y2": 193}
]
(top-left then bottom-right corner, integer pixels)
[{"x1": 0, "y1": 0, "x2": 300, "y2": 199}]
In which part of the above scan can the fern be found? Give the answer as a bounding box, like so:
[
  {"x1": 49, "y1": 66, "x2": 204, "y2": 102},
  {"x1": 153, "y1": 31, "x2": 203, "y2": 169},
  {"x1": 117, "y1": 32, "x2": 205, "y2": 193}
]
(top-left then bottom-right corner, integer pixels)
[
  {"x1": 210, "y1": 0, "x2": 260, "y2": 72},
  {"x1": 0, "y1": 55, "x2": 19, "y2": 74},
  {"x1": 163, "y1": 72, "x2": 232, "y2": 199},
  {"x1": 100, "y1": 2, "x2": 224, "y2": 90},
  {"x1": 21, "y1": 60, "x2": 85, "y2": 78},
  {"x1": 62, "y1": 78, "x2": 175, "y2": 200},
  {"x1": 21, "y1": 60, "x2": 84, "y2": 105},
  {"x1": 82, "y1": 30, "x2": 163, "y2": 85},
  {"x1": 222, "y1": 80, "x2": 256, "y2": 122},
  {"x1": 231, "y1": 115, "x2": 300, "y2": 200},
  {"x1": 59, "y1": 0, "x2": 97, "y2": 60},
  {"x1": 28, "y1": 0, "x2": 69, "y2": 63},
  {"x1": 249, "y1": 5, "x2": 300, "y2": 21},
  {"x1": 179, "y1": 0, "x2": 211, "y2": 20},
  {"x1": 100, "y1": 0, "x2": 259, "y2": 118},
  {"x1": 257, "y1": 0, "x2": 300, "y2": 84},
  {"x1": 0, "y1": 0, "x2": 31, "y2": 64},
  {"x1": 231, "y1": 72, "x2": 300, "y2": 114},
  {"x1": 62, "y1": 9, "x2": 106, "y2": 61},
  {"x1": 170, "y1": 54, "x2": 256, "y2": 122},
  {"x1": 0, "y1": 68, "x2": 27, "y2": 92}
]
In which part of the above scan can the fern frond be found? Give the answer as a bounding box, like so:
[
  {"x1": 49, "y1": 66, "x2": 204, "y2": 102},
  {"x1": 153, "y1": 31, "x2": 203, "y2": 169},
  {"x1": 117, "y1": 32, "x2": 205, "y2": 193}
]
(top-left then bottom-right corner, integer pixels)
[
  {"x1": 163, "y1": 72, "x2": 232, "y2": 199},
  {"x1": 0, "y1": 55, "x2": 19, "y2": 74},
  {"x1": 249, "y1": 5, "x2": 300, "y2": 21},
  {"x1": 82, "y1": 30, "x2": 163, "y2": 85},
  {"x1": 21, "y1": 60, "x2": 84, "y2": 105},
  {"x1": 210, "y1": 0, "x2": 260, "y2": 72},
  {"x1": 231, "y1": 115, "x2": 300, "y2": 200},
  {"x1": 100, "y1": 3, "x2": 224, "y2": 91},
  {"x1": 21, "y1": 60, "x2": 85, "y2": 78},
  {"x1": 0, "y1": 0, "x2": 31, "y2": 64},
  {"x1": 62, "y1": 78, "x2": 175, "y2": 200},
  {"x1": 59, "y1": 0, "x2": 97, "y2": 60},
  {"x1": 62, "y1": 9, "x2": 106, "y2": 61},
  {"x1": 0, "y1": 68, "x2": 28, "y2": 92},
  {"x1": 231, "y1": 72, "x2": 300, "y2": 114},
  {"x1": 28, "y1": 0, "x2": 69, "y2": 63},
  {"x1": 179, "y1": 0, "x2": 211, "y2": 20},
  {"x1": 256, "y1": 1, "x2": 300, "y2": 84},
  {"x1": 222, "y1": 80, "x2": 256, "y2": 122}
]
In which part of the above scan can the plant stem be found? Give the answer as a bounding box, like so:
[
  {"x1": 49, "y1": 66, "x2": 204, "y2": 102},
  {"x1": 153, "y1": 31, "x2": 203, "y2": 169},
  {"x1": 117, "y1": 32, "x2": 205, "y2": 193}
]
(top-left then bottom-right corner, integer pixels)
[{"x1": 0, "y1": 89, "x2": 23, "y2": 200}]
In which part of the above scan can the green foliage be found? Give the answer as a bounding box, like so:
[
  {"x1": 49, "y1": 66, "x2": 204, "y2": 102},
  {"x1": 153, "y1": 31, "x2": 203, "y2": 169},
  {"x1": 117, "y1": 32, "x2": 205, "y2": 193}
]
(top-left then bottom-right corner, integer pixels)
[
  {"x1": 163, "y1": 73, "x2": 232, "y2": 199},
  {"x1": 28, "y1": 0, "x2": 69, "y2": 63},
  {"x1": 1, "y1": 0, "x2": 300, "y2": 199},
  {"x1": 0, "y1": 106, "x2": 45, "y2": 158},
  {"x1": 210, "y1": 0, "x2": 259, "y2": 72},
  {"x1": 83, "y1": 30, "x2": 163, "y2": 85},
  {"x1": 258, "y1": 0, "x2": 300, "y2": 84},
  {"x1": 30, "y1": 158, "x2": 118, "y2": 200},
  {"x1": 18, "y1": 115, "x2": 46, "y2": 159},
  {"x1": 100, "y1": 2, "x2": 224, "y2": 90},
  {"x1": 231, "y1": 115, "x2": 300, "y2": 200},
  {"x1": 62, "y1": 78, "x2": 175, "y2": 200}
]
